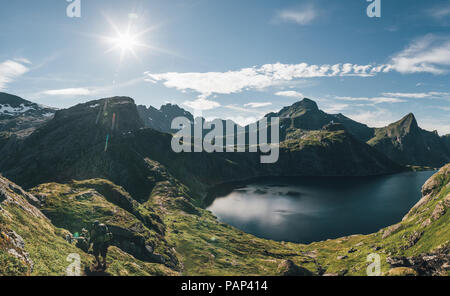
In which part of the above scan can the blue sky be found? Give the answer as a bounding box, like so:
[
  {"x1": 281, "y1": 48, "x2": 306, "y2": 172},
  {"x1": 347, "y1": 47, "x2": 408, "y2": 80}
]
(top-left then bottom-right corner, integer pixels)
[{"x1": 0, "y1": 0, "x2": 449, "y2": 134}]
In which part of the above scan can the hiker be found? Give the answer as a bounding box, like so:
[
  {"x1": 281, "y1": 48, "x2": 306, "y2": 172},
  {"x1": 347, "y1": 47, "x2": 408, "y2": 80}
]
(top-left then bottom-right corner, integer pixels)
[
  {"x1": 89, "y1": 221, "x2": 113, "y2": 269},
  {"x1": 75, "y1": 228, "x2": 90, "y2": 253}
]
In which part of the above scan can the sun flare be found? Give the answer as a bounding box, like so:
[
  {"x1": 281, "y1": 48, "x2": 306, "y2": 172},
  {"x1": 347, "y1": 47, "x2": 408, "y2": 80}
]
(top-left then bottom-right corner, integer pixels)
[
  {"x1": 100, "y1": 15, "x2": 173, "y2": 65},
  {"x1": 113, "y1": 32, "x2": 138, "y2": 51}
]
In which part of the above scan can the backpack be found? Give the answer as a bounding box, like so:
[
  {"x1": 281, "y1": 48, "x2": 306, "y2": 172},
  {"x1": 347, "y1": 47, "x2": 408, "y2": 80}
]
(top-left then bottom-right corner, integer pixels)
[{"x1": 94, "y1": 224, "x2": 113, "y2": 243}]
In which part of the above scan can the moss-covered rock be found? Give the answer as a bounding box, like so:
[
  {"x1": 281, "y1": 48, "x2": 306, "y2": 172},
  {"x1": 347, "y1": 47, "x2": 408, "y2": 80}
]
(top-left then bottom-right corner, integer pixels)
[{"x1": 386, "y1": 267, "x2": 418, "y2": 276}]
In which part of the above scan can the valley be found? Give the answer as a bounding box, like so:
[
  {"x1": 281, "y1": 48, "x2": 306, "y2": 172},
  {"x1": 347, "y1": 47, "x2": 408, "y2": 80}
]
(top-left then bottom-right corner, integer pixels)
[{"x1": 0, "y1": 92, "x2": 448, "y2": 276}]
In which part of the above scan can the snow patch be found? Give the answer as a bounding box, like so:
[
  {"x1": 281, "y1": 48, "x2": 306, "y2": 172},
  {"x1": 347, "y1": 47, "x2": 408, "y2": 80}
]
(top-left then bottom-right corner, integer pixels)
[{"x1": 0, "y1": 104, "x2": 36, "y2": 115}]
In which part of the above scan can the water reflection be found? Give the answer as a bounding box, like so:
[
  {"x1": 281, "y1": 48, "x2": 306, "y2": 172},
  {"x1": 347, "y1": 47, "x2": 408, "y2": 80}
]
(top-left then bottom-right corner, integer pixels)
[{"x1": 207, "y1": 171, "x2": 436, "y2": 243}]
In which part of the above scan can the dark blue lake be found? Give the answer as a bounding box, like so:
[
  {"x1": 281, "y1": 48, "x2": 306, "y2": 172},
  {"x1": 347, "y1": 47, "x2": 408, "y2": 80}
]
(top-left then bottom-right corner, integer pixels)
[{"x1": 206, "y1": 171, "x2": 436, "y2": 244}]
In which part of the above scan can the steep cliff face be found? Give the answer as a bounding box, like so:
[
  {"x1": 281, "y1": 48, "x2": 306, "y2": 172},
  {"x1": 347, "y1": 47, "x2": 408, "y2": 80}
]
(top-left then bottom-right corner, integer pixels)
[
  {"x1": 137, "y1": 103, "x2": 194, "y2": 134},
  {"x1": 368, "y1": 114, "x2": 450, "y2": 167},
  {"x1": 0, "y1": 96, "x2": 145, "y2": 189}
]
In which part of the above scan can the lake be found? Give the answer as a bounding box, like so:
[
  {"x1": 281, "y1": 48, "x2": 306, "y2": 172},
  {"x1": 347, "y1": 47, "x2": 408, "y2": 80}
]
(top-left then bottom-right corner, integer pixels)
[{"x1": 206, "y1": 171, "x2": 436, "y2": 244}]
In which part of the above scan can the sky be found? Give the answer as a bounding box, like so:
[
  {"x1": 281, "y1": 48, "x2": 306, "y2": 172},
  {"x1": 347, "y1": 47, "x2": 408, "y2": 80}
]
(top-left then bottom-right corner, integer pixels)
[{"x1": 0, "y1": 0, "x2": 449, "y2": 134}]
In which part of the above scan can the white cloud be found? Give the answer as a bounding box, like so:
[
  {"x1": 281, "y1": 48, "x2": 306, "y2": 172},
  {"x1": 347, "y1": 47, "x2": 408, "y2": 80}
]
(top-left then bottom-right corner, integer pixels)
[
  {"x1": 345, "y1": 109, "x2": 395, "y2": 128},
  {"x1": 225, "y1": 104, "x2": 269, "y2": 115},
  {"x1": 14, "y1": 58, "x2": 32, "y2": 65},
  {"x1": 38, "y1": 77, "x2": 145, "y2": 98},
  {"x1": 276, "y1": 5, "x2": 318, "y2": 25},
  {"x1": 275, "y1": 90, "x2": 305, "y2": 98},
  {"x1": 223, "y1": 116, "x2": 259, "y2": 127},
  {"x1": 321, "y1": 103, "x2": 350, "y2": 114},
  {"x1": 428, "y1": 4, "x2": 450, "y2": 20},
  {"x1": 42, "y1": 88, "x2": 92, "y2": 96},
  {"x1": 390, "y1": 35, "x2": 450, "y2": 74},
  {"x1": 382, "y1": 91, "x2": 450, "y2": 100},
  {"x1": 244, "y1": 102, "x2": 273, "y2": 108},
  {"x1": 420, "y1": 120, "x2": 450, "y2": 136},
  {"x1": 182, "y1": 97, "x2": 220, "y2": 111},
  {"x1": 145, "y1": 62, "x2": 386, "y2": 100},
  {"x1": 335, "y1": 96, "x2": 406, "y2": 104},
  {"x1": 0, "y1": 59, "x2": 30, "y2": 90}
]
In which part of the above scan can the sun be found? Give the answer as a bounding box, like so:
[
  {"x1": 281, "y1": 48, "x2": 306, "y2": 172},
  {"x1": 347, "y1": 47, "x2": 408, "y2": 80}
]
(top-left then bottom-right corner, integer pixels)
[
  {"x1": 101, "y1": 15, "x2": 152, "y2": 62},
  {"x1": 99, "y1": 14, "x2": 174, "y2": 65},
  {"x1": 113, "y1": 32, "x2": 138, "y2": 52},
  {"x1": 104, "y1": 29, "x2": 143, "y2": 60}
]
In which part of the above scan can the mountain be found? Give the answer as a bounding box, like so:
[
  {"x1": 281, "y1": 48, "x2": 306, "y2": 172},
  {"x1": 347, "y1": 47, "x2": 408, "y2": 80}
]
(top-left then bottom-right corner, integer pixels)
[
  {"x1": 442, "y1": 134, "x2": 450, "y2": 151},
  {"x1": 268, "y1": 98, "x2": 449, "y2": 167},
  {"x1": 0, "y1": 93, "x2": 448, "y2": 276},
  {"x1": 0, "y1": 96, "x2": 148, "y2": 192},
  {"x1": 367, "y1": 113, "x2": 450, "y2": 167},
  {"x1": 0, "y1": 96, "x2": 400, "y2": 207},
  {"x1": 0, "y1": 92, "x2": 56, "y2": 138},
  {"x1": 265, "y1": 98, "x2": 374, "y2": 142},
  {"x1": 137, "y1": 103, "x2": 194, "y2": 134}
]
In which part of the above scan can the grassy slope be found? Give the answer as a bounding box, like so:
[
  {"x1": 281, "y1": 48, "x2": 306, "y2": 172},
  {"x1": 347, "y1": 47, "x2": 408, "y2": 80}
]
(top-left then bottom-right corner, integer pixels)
[
  {"x1": 2, "y1": 163, "x2": 448, "y2": 276},
  {"x1": 0, "y1": 177, "x2": 176, "y2": 276}
]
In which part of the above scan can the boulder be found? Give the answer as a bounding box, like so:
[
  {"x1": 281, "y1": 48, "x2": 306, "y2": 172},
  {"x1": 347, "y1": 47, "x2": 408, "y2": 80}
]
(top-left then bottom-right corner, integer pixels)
[{"x1": 277, "y1": 260, "x2": 313, "y2": 276}]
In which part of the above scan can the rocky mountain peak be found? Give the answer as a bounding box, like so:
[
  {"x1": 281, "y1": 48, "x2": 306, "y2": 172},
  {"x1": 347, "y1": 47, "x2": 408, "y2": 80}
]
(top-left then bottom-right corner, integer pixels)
[
  {"x1": 275, "y1": 98, "x2": 320, "y2": 119},
  {"x1": 52, "y1": 96, "x2": 144, "y2": 134},
  {"x1": 137, "y1": 102, "x2": 194, "y2": 133},
  {"x1": 393, "y1": 113, "x2": 419, "y2": 135},
  {"x1": 296, "y1": 98, "x2": 319, "y2": 111}
]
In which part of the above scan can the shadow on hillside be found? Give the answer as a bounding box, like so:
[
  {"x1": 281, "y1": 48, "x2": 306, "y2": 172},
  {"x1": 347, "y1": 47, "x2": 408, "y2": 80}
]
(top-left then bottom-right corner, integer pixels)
[{"x1": 84, "y1": 266, "x2": 112, "y2": 277}]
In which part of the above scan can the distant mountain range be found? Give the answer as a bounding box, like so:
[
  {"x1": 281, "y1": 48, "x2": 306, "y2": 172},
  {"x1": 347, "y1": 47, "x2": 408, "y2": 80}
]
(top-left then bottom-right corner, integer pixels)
[
  {"x1": 0, "y1": 93, "x2": 448, "y2": 189},
  {"x1": 0, "y1": 94, "x2": 402, "y2": 199},
  {"x1": 138, "y1": 96, "x2": 450, "y2": 168}
]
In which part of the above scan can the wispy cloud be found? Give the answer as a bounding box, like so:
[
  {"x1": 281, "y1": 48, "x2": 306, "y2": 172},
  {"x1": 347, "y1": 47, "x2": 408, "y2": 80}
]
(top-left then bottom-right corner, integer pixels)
[
  {"x1": 42, "y1": 88, "x2": 92, "y2": 96},
  {"x1": 222, "y1": 115, "x2": 260, "y2": 127},
  {"x1": 182, "y1": 97, "x2": 220, "y2": 111},
  {"x1": 276, "y1": 5, "x2": 318, "y2": 25},
  {"x1": 427, "y1": 4, "x2": 450, "y2": 23},
  {"x1": 145, "y1": 62, "x2": 389, "y2": 100},
  {"x1": 275, "y1": 90, "x2": 305, "y2": 98},
  {"x1": 38, "y1": 77, "x2": 145, "y2": 98},
  {"x1": 390, "y1": 35, "x2": 450, "y2": 74},
  {"x1": 321, "y1": 103, "x2": 350, "y2": 114},
  {"x1": 334, "y1": 96, "x2": 406, "y2": 104},
  {"x1": 382, "y1": 91, "x2": 450, "y2": 100},
  {"x1": 0, "y1": 59, "x2": 30, "y2": 90},
  {"x1": 420, "y1": 120, "x2": 450, "y2": 135},
  {"x1": 244, "y1": 102, "x2": 273, "y2": 108},
  {"x1": 345, "y1": 108, "x2": 396, "y2": 128}
]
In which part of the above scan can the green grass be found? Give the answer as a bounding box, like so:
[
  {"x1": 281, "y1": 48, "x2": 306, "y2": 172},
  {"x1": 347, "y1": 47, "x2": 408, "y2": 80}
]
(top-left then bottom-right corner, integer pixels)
[{"x1": 3, "y1": 162, "x2": 448, "y2": 276}]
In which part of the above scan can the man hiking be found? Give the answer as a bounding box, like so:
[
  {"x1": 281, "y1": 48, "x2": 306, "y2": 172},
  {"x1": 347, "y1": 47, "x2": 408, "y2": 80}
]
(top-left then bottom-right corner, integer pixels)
[{"x1": 89, "y1": 220, "x2": 113, "y2": 270}]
